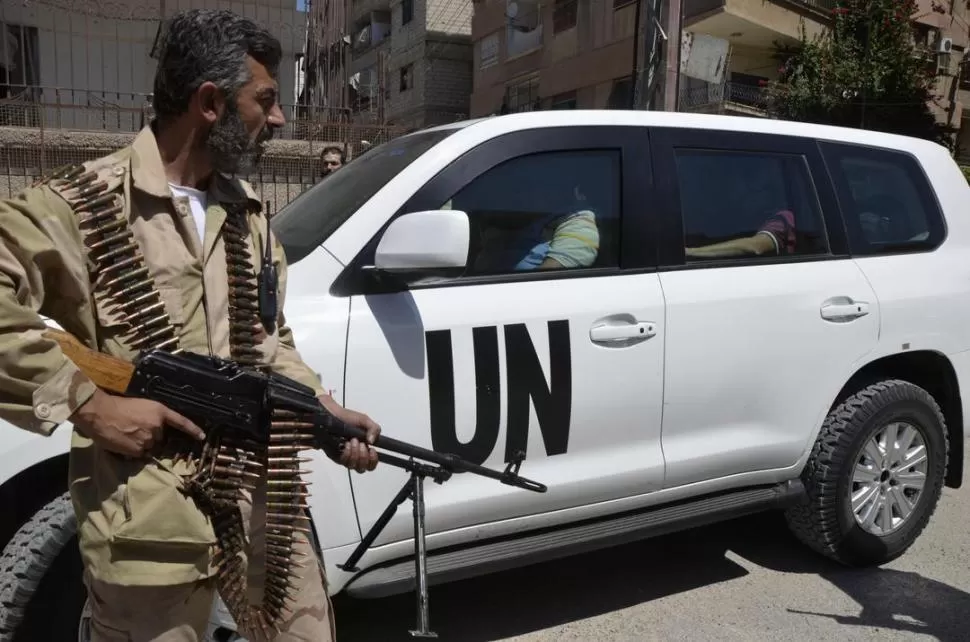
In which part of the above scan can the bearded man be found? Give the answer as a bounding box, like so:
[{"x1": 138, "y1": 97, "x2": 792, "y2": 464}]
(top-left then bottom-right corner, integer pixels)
[{"x1": 0, "y1": 9, "x2": 379, "y2": 641}]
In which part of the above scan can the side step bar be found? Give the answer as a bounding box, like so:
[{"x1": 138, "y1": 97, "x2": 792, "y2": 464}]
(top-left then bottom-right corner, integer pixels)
[{"x1": 343, "y1": 479, "x2": 805, "y2": 599}]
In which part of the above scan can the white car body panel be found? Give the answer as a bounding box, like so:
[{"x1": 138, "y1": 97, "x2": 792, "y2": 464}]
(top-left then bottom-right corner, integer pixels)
[
  {"x1": 340, "y1": 274, "x2": 667, "y2": 549},
  {"x1": 657, "y1": 259, "x2": 880, "y2": 488}
]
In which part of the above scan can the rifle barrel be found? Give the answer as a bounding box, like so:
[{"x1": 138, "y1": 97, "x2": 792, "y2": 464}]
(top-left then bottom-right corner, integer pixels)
[{"x1": 321, "y1": 412, "x2": 547, "y2": 493}]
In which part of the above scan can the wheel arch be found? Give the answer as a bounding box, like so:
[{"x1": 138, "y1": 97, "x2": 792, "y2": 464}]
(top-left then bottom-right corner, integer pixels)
[
  {"x1": 0, "y1": 454, "x2": 70, "y2": 551},
  {"x1": 830, "y1": 350, "x2": 963, "y2": 489}
]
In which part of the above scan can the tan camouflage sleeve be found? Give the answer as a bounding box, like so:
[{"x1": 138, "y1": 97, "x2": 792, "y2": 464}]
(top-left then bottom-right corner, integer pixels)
[
  {"x1": 0, "y1": 185, "x2": 98, "y2": 436},
  {"x1": 268, "y1": 232, "x2": 326, "y2": 398}
]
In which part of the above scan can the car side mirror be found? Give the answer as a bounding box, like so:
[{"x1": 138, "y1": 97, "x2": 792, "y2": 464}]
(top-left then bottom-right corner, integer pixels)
[{"x1": 372, "y1": 210, "x2": 470, "y2": 277}]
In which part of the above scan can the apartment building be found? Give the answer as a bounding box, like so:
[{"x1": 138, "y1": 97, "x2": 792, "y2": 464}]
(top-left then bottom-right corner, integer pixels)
[
  {"x1": 305, "y1": 0, "x2": 473, "y2": 130},
  {"x1": 470, "y1": 0, "x2": 640, "y2": 116},
  {"x1": 471, "y1": 0, "x2": 970, "y2": 145}
]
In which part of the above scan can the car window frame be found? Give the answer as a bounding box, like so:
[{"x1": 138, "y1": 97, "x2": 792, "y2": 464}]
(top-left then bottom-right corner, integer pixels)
[
  {"x1": 648, "y1": 126, "x2": 849, "y2": 270},
  {"x1": 817, "y1": 140, "x2": 947, "y2": 257},
  {"x1": 331, "y1": 125, "x2": 658, "y2": 296}
]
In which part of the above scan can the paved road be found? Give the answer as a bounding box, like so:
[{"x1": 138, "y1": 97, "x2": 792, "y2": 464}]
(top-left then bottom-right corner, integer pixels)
[{"x1": 333, "y1": 439, "x2": 970, "y2": 642}]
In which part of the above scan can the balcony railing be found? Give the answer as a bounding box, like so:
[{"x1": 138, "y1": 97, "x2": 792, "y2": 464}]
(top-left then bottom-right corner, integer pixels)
[{"x1": 680, "y1": 81, "x2": 770, "y2": 114}]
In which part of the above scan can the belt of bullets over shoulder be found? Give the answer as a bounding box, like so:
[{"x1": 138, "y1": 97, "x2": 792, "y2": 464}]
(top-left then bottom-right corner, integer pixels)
[{"x1": 50, "y1": 165, "x2": 313, "y2": 639}]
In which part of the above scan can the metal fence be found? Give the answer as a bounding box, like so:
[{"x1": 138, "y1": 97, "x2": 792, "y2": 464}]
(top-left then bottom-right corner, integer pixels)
[{"x1": 0, "y1": 85, "x2": 410, "y2": 207}]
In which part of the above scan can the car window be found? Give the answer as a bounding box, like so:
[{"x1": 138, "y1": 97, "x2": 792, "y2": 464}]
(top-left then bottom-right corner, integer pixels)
[
  {"x1": 438, "y1": 149, "x2": 621, "y2": 276},
  {"x1": 673, "y1": 149, "x2": 829, "y2": 262},
  {"x1": 271, "y1": 128, "x2": 459, "y2": 265},
  {"x1": 820, "y1": 143, "x2": 945, "y2": 254}
]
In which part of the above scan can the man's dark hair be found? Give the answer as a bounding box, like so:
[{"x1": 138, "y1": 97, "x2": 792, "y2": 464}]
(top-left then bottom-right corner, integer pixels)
[
  {"x1": 151, "y1": 9, "x2": 282, "y2": 127},
  {"x1": 321, "y1": 145, "x2": 346, "y2": 163}
]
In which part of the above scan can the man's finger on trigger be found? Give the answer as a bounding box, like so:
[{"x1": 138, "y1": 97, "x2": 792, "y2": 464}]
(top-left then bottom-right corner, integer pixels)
[{"x1": 166, "y1": 410, "x2": 205, "y2": 441}]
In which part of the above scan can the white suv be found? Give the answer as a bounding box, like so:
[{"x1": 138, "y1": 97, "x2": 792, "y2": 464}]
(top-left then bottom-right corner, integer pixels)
[{"x1": 1, "y1": 110, "x2": 967, "y2": 641}]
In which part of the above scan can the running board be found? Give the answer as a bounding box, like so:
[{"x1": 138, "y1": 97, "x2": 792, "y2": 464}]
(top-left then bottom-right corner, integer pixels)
[{"x1": 343, "y1": 479, "x2": 805, "y2": 599}]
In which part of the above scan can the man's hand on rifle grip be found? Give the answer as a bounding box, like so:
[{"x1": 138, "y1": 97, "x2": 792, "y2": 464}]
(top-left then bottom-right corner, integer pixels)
[
  {"x1": 70, "y1": 388, "x2": 206, "y2": 459},
  {"x1": 318, "y1": 393, "x2": 380, "y2": 474}
]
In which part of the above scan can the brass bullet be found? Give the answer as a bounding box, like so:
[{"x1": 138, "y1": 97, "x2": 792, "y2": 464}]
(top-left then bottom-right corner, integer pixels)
[
  {"x1": 76, "y1": 181, "x2": 110, "y2": 199},
  {"x1": 67, "y1": 169, "x2": 98, "y2": 187},
  {"x1": 153, "y1": 335, "x2": 181, "y2": 352},
  {"x1": 80, "y1": 204, "x2": 123, "y2": 226},
  {"x1": 118, "y1": 290, "x2": 160, "y2": 311},
  {"x1": 105, "y1": 261, "x2": 149, "y2": 285},
  {"x1": 267, "y1": 523, "x2": 313, "y2": 536},
  {"x1": 268, "y1": 433, "x2": 315, "y2": 443},
  {"x1": 130, "y1": 325, "x2": 181, "y2": 348},
  {"x1": 264, "y1": 534, "x2": 299, "y2": 547},
  {"x1": 270, "y1": 422, "x2": 316, "y2": 431},
  {"x1": 87, "y1": 229, "x2": 134, "y2": 251},
  {"x1": 98, "y1": 241, "x2": 141, "y2": 264},
  {"x1": 100, "y1": 254, "x2": 142, "y2": 276},
  {"x1": 92, "y1": 216, "x2": 128, "y2": 237},
  {"x1": 216, "y1": 454, "x2": 265, "y2": 469},
  {"x1": 114, "y1": 277, "x2": 155, "y2": 298},
  {"x1": 267, "y1": 445, "x2": 313, "y2": 454},
  {"x1": 265, "y1": 502, "x2": 310, "y2": 512},
  {"x1": 264, "y1": 491, "x2": 311, "y2": 500},
  {"x1": 123, "y1": 303, "x2": 167, "y2": 325},
  {"x1": 266, "y1": 512, "x2": 312, "y2": 523}
]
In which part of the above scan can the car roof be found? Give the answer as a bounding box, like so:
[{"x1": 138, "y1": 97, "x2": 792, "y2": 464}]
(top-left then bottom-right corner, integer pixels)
[{"x1": 425, "y1": 110, "x2": 949, "y2": 158}]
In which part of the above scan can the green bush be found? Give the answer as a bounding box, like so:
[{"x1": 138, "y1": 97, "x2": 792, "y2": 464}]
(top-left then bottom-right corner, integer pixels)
[{"x1": 961, "y1": 166, "x2": 970, "y2": 185}]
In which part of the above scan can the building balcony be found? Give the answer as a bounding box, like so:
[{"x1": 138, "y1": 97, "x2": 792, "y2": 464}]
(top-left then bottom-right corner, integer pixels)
[
  {"x1": 680, "y1": 79, "x2": 769, "y2": 117},
  {"x1": 684, "y1": 0, "x2": 834, "y2": 52}
]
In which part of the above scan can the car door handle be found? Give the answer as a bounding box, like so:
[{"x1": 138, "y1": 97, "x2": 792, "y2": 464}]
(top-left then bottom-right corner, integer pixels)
[
  {"x1": 590, "y1": 318, "x2": 656, "y2": 345},
  {"x1": 820, "y1": 297, "x2": 870, "y2": 322}
]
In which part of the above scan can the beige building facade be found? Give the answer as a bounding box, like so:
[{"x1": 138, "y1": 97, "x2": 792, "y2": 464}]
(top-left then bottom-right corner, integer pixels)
[{"x1": 470, "y1": 0, "x2": 640, "y2": 116}]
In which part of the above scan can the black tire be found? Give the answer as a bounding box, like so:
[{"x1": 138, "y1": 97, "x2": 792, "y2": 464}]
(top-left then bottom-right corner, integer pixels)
[
  {"x1": 785, "y1": 379, "x2": 948, "y2": 567},
  {"x1": 0, "y1": 491, "x2": 86, "y2": 642}
]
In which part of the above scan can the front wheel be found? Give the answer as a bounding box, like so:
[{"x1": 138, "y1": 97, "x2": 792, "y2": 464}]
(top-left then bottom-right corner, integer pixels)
[
  {"x1": 0, "y1": 491, "x2": 85, "y2": 642},
  {"x1": 786, "y1": 379, "x2": 948, "y2": 567}
]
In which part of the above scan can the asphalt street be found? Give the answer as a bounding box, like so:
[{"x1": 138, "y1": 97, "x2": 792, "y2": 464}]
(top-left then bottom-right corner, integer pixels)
[{"x1": 332, "y1": 437, "x2": 970, "y2": 642}]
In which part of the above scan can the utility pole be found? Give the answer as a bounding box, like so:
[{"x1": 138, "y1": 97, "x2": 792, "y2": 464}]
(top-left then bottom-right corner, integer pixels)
[
  {"x1": 631, "y1": 0, "x2": 682, "y2": 111},
  {"x1": 631, "y1": 0, "x2": 661, "y2": 109},
  {"x1": 658, "y1": 0, "x2": 682, "y2": 111}
]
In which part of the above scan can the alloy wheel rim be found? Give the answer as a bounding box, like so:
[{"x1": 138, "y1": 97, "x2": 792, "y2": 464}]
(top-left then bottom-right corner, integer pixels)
[{"x1": 850, "y1": 421, "x2": 928, "y2": 536}]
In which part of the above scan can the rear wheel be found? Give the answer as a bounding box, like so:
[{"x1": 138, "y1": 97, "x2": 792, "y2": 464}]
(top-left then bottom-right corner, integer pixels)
[
  {"x1": 786, "y1": 379, "x2": 948, "y2": 566},
  {"x1": 0, "y1": 491, "x2": 238, "y2": 641}
]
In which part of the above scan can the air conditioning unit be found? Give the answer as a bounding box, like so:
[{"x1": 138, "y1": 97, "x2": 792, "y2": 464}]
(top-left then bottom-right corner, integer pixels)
[{"x1": 938, "y1": 37, "x2": 953, "y2": 54}]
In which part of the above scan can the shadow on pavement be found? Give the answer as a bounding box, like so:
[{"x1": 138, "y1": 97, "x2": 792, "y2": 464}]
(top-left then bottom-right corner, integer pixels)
[
  {"x1": 727, "y1": 511, "x2": 970, "y2": 642},
  {"x1": 333, "y1": 510, "x2": 970, "y2": 642}
]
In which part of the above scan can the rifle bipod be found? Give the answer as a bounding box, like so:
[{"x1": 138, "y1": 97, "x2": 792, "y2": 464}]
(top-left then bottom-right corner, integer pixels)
[{"x1": 338, "y1": 452, "x2": 453, "y2": 638}]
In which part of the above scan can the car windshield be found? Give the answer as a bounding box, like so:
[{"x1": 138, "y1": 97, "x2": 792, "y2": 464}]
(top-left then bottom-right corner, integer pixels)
[{"x1": 271, "y1": 128, "x2": 460, "y2": 264}]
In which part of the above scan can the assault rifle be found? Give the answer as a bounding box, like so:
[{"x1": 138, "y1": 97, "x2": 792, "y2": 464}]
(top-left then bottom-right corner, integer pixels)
[{"x1": 44, "y1": 328, "x2": 547, "y2": 638}]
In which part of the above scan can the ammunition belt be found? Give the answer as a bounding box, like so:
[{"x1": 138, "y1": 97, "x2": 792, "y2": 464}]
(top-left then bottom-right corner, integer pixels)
[
  {"x1": 183, "y1": 210, "x2": 316, "y2": 639},
  {"x1": 48, "y1": 164, "x2": 180, "y2": 354}
]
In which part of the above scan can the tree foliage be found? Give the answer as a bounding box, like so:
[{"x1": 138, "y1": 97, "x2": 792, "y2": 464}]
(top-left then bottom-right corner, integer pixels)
[{"x1": 765, "y1": 0, "x2": 956, "y2": 147}]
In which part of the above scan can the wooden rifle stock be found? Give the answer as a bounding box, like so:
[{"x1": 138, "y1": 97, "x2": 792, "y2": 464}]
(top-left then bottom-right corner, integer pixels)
[{"x1": 42, "y1": 327, "x2": 134, "y2": 395}]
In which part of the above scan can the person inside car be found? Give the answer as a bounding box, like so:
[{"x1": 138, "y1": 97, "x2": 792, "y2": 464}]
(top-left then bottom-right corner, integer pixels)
[
  {"x1": 685, "y1": 209, "x2": 796, "y2": 259},
  {"x1": 469, "y1": 185, "x2": 601, "y2": 273}
]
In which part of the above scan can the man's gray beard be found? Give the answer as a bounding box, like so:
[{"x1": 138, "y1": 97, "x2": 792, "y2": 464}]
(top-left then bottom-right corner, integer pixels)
[{"x1": 205, "y1": 107, "x2": 270, "y2": 177}]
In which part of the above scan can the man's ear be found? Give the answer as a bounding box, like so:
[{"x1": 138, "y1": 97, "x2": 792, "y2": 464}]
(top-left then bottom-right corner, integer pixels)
[{"x1": 194, "y1": 81, "x2": 225, "y2": 124}]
